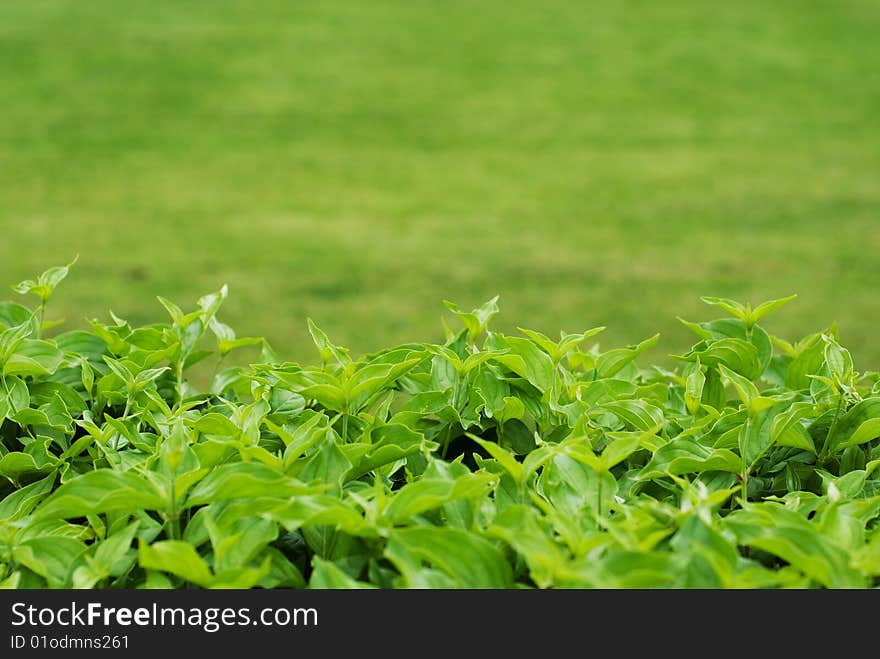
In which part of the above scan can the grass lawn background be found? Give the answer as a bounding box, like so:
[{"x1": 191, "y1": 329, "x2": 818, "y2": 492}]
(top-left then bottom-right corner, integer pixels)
[{"x1": 0, "y1": 0, "x2": 877, "y2": 367}]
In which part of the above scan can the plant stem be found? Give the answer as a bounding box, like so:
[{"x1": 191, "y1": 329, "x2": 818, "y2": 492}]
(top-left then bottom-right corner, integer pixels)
[
  {"x1": 739, "y1": 417, "x2": 751, "y2": 507},
  {"x1": 167, "y1": 478, "x2": 180, "y2": 540},
  {"x1": 175, "y1": 360, "x2": 184, "y2": 408},
  {"x1": 819, "y1": 394, "x2": 844, "y2": 459},
  {"x1": 451, "y1": 372, "x2": 463, "y2": 410},
  {"x1": 36, "y1": 300, "x2": 46, "y2": 338},
  {"x1": 440, "y1": 423, "x2": 453, "y2": 460}
]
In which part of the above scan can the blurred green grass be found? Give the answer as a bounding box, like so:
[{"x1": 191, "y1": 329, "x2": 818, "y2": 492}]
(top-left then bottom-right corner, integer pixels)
[{"x1": 1, "y1": 0, "x2": 878, "y2": 367}]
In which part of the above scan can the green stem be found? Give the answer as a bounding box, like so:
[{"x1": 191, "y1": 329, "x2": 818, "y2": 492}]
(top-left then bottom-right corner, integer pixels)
[
  {"x1": 167, "y1": 478, "x2": 180, "y2": 540},
  {"x1": 175, "y1": 360, "x2": 184, "y2": 408},
  {"x1": 452, "y1": 372, "x2": 463, "y2": 410},
  {"x1": 439, "y1": 371, "x2": 466, "y2": 460},
  {"x1": 819, "y1": 394, "x2": 844, "y2": 459},
  {"x1": 2, "y1": 377, "x2": 12, "y2": 411},
  {"x1": 551, "y1": 360, "x2": 567, "y2": 426},
  {"x1": 739, "y1": 416, "x2": 751, "y2": 507},
  {"x1": 440, "y1": 423, "x2": 453, "y2": 460},
  {"x1": 36, "y1": 299, "x2": 46, "y2": 339}
]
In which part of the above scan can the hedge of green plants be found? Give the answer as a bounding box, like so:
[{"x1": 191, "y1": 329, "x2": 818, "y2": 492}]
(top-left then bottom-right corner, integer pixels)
[{"x1": 1, "y1": 262, "x2": 878, "y2": 589}]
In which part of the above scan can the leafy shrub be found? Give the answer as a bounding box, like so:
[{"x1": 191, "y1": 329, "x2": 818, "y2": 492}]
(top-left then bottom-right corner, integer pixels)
[{"x1": 1, "y1": 263, "x2": 879, "y2": 589}]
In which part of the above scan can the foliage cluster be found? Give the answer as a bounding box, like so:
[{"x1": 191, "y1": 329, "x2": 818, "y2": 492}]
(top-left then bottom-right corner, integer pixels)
[{"x1": 1, "y1": 264, "x2": 879, "y2": 589}]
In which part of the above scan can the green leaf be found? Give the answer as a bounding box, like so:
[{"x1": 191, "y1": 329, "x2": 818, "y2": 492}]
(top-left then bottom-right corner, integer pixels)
[
  {"x1": 3, "y1": 339, "x2": 64, "y2": 377},
  {"x1": 12, "y1": 256, "x2": 78, "y2": 303},
  {"x1": 344, "y1": 423, "x2": 425, "y2": 481},
  {"x1": 307, "y1": 318, "x2": 350, "y2": 366},
  {"x1": 189, "y1": 413, "x2": 241, "y2": 438},
  {"x1": 285, "y1": 376, "x2": 346, "y2": 412},
  {"x1": 0, "y1": 302, "x2": 32, "y2": 329},
  {"x1": 297, "y1": 438, "x2": 353, "y2": 489},
  {"x1": 159, "y1": 419, "x2": 189, "y2": 475},
  {"x1": 601, "y1": 399, "x2": 665, "y2": 432},
  {"x1": 94, "y1": 521, "x2": 140, "y2": 570},
  {"x1": 1, "y1": 375, "x2": 30, "y2": 418},
  {"x1": 518, "y1": 326, "x2": 605, "y2": 362},
  {"x1": 207, "y1": 317, "x2": 263, "y2": 357},
  {"x1": 700, "y1": 296, "x2": 748, "y2": 320},
  {"x1": 595, "y1": 334, "x2": 660, "y2": 379},
  {"x1": 28, "y1": 382, "x2": 87, "y2": 416},
  {"x1": 264, "y1": 413, "x2": 327, "y2": 462},
  {"x1": 487, "y1": 334, "x2": 554, "y2": 393},
  {"x1": 598, "y1": 432, "x2": 646, "y2": 470},
  {"x1": 382, "y1": 472, "x2": 497, "y2": 524},
  {"x1": 443, "y1": 296, "x2": 500, "y2": 341},
  {"x1": 156, "y1": 296, "x2": 189, "y2": 327},
  {"x1": 831, "y1": 398, "x2": 880, "y2": 454},
  {"x1": 138, "y1": 540, "x2": 213, "y2": 587},
  {"x1": 0, "y1": 320, "x2": 37, "y2": 361},
  {"x1": 739, "y1": 402, "x2": 792, "y2": 468},
  {"x1": 638, "y1": 440, "x2": 742, "y2": 479},
  {"x1": 13, "y1": 536, "x2": 87, "y2": 587},
  {"x1": 0, "y1": 451, "x2": 57, "y2": 481},
  {"x1": 770, "y1": 402, "x2": 817, "y2": 453},
  {"x1": 516, "y1": 328, "x2": 558, "y2": 358},
  {"x1": 489, "y1": 505, "x2": 567, "y2": 588},
  {"x1": 0, "y1": 573, "x2": 21, "y2": 589},
  {"x1": 835, "y1": 418, "x2": 880, "y2": 452},
  {"x1": 309, "y1": 557, "x2": 376, "y2": 589},
  {"x1": 684, "y1": 362, "x2": 706, "y2": 415},
  {"x1": 472, "y1": 367, "x2": 508, "y2": 413},
  {"x1": 470, "y1": 435, "x2": 523, "y2": 483},
  {"x1": 219, "y1": 336, "x2": 263, "y2": 356},
  {"x1": 823, "y1": 335, "x2": 854, "y2": 385},
  {"x1": 677, "y1": 316, "x2": 715, "y2": 341},
  {"x1": 385, "y1": 527, "x2": 513, "y2": 588},
  {"x1": 686, "y1": 338, "x2": 762, "y2": 380},
  {"x1": 206, "y1": 515, "x2": 278, "y2": 575},
  {"x1": 196, "y1": 284, "x2": 228, "y2": 319},
  {"x1": 347, "y1": 358, "x2": 421, "y2": 412},
  {"x1": 717, "y1": 363, "x2": 770, "y2": 415},
  {"x1": 259, "y1": 547, "x2": 306, "y2": 588},
  {"x1": 749, "y1": 295, "x2": 797, "y2": 325},
  {"x1": 268, "y1": 496, "x2": 376, "y2": 537},
  {"x1": 0, "y1": 474, "x2": 55, "y2": 520},
  {"x1": 701, "y1": 368, "x2": 727, "y2": 411},
  {"x1": 725, "y1": 504, "x2": 865, "y2": 588},
  {"x1": 35, "y1": 470, "x2": 166, "y2": 520},
  {"x1": 184, "y1": 463, "x2": 321, "y2": 507},
  {"x1": 74, "y1": 521, "x2": 141, "y2": 588},
  {"x1": 784, "y1": 333, "x2": 827, "y2": 390}
]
